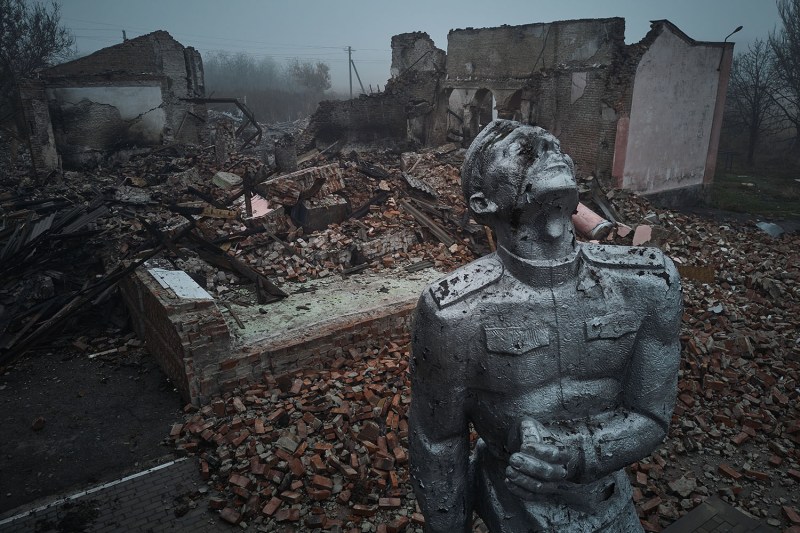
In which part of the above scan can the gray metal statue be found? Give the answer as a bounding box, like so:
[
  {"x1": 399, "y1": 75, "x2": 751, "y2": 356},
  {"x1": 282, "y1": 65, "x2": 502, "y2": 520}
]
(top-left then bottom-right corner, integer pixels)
[{"x1": 409, "y1": 120, "x2": 682, "y2": 533}]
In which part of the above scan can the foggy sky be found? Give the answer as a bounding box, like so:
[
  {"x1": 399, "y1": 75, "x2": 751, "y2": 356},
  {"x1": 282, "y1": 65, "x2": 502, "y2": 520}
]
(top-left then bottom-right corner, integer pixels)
[{"x1": 56, "y1": 0, "x2": 782, "y2": 94}]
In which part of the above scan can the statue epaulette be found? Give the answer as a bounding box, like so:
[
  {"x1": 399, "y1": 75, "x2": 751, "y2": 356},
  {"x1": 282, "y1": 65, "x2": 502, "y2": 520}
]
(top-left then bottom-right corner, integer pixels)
[
  {"x1": 430, "y1": 255, "x2": 504, "y2": 309},
  {"x1": 581, "y1": 243, "x2": 665, "y2": 270}
]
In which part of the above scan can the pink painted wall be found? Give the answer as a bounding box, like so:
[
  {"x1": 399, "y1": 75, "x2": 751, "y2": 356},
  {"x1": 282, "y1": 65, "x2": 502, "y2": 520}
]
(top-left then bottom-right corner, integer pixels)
[{"x1": 621, "y1": 27, "x2": 728, "y2": 194}]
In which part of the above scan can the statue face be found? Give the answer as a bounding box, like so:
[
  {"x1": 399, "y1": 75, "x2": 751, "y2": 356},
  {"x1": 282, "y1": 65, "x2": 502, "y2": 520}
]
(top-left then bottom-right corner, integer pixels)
[{"x1": 478, "y1": 124, "x2": 578, "y2": 241}]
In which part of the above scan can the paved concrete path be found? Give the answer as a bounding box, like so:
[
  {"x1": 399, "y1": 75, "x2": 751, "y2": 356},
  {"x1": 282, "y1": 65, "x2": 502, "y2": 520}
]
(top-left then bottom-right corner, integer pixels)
[
  {"x1": 0, "y1": 457, "x2": 228, "y2": 532},
  {"x1": 1, "y1": 459, "x2": 779, "y2": 532},
  {"x1": 663, "y1": 496, "x2": 777, "y2": 533}
]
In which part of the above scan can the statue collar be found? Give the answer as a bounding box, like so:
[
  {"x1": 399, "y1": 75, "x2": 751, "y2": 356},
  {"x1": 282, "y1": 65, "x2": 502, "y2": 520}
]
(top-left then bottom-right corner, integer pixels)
[{"x1": 496, "y1": 244, "x2": 581, "y2": 287}]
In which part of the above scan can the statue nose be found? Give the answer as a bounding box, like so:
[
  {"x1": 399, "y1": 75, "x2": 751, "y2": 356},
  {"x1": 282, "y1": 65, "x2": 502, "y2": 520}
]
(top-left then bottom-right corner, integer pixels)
[{"x1": 538, "y1": 137, "x2": 557, "y2": 157}]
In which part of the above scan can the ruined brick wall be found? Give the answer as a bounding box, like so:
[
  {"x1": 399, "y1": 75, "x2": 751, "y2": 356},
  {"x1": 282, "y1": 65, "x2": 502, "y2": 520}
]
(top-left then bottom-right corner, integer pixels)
[
  {"x1": 530, "y1": 64, "x2": 630, "y2": 180},
  {"x1": 309, "y1": 32, "x2": 444, "y2": 147},
  {"x1": 390, "y1": 32, "x2": 446, "y2": 78},
  {"x1": 446, "y1": 18, "x2": 625, "y2": 81},
  {"x1": 46, "y1": 31, "x2": 177, "y2": 78},
  {"x1": 308, "y1": 97, "x2": 407, "y2": 144},
  {"x1": 39, "y1": 31, "x2": 206, "y2": 167},
  {"x1": 122, "y1": 266, "x2": 421, "y2": 406},
  {"x1": 45, "y1": 79, "x2": 167, "y2": 167},
  {"x1": 211, "y1": 304, "x2": 416, "y2": 405},
  {"x1": 309, "y1": 69, "x2": 440, "y2": 145},
  {"x1": 120, "y1": 268, "x2": 230, "y2": 404},
  {"x1": 440, "y1": 18, "x2": 630, "y2": 178}
]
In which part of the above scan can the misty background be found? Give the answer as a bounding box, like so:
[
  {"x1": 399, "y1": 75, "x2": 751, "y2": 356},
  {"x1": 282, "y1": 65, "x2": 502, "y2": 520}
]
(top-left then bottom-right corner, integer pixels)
[
  {"x1": 51, "y1": 0, "x2": 795, "y2": 166},
  {"x1": 58, "y1": 0, "x2": 781, "y2": 93}
]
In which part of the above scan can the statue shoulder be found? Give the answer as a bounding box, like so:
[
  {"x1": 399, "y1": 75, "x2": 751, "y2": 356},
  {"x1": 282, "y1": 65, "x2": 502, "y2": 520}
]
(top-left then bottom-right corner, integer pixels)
[
  {"x1": 581, "y1": 243, "x2": 680, "y2": 298},
  {"x1": 428, "y1": 254, "x2": 504, "y2": 310},
  {"x1": 580, "y1": 243, "x2": 668, "y2": 271}
]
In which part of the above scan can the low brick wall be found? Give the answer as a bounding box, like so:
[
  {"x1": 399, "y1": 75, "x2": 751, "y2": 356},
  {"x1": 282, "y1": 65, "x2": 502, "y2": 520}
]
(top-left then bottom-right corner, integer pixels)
[
  {"x1": 120, "y1": 268, "x2": 230, "y2": 403},
  {"x1": 121, "y1": 267, "x2": 421, "y2": 405}
]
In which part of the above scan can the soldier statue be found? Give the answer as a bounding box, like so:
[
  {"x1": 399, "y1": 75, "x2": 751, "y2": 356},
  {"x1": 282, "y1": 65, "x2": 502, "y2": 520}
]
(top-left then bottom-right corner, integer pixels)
[{"x1": 409, "y1": 120, "x2": 682, "y2": 533}]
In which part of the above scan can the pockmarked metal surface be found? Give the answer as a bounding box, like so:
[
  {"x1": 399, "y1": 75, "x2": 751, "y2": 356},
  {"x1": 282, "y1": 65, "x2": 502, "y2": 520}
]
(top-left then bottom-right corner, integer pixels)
[{"x1": 409, "y1": 120, "x2": 682, "y2": 532}]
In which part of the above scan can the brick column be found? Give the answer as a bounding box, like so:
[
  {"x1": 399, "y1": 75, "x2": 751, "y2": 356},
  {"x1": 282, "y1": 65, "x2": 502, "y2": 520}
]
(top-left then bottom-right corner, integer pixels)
[{"x1": 17, "y1": 80, "x2": 59, "y2": 173}]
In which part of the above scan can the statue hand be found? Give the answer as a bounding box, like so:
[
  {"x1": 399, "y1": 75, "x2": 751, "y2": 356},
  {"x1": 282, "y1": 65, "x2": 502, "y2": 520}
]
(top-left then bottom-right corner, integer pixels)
[{"x1": 504, "y1": 419, "x2": 584, "y2": 500}]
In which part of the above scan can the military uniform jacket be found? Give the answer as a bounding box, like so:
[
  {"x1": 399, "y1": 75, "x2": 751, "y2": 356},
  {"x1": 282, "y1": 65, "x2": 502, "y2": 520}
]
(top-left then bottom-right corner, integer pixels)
[{"x1": 409, "y1": 243, "x2": 682, "y2": 533}]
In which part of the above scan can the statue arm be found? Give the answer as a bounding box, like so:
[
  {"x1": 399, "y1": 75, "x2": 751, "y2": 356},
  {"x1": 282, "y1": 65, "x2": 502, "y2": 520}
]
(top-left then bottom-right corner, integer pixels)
[
  {"x1": 409, "y1": 292, "x2": 472, "y2": 533},
  {"x1": 568, "y1": 261, "x2": 683, "y2": 483}
]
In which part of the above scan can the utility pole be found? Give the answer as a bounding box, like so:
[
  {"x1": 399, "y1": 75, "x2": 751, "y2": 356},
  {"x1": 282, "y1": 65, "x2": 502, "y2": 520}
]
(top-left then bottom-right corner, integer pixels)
[{"x1": 348, "y1": 46, "x2": 353, "y2": 100}]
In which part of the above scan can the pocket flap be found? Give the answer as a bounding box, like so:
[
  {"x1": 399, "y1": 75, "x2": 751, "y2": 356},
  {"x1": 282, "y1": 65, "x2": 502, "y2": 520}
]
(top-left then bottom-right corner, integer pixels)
[
  {"x1": 585, "y1": 311, "x2": 639, "y2": 340},
  {"x1": 484, "y1": 326, "x2": 550, "y2": 355}
]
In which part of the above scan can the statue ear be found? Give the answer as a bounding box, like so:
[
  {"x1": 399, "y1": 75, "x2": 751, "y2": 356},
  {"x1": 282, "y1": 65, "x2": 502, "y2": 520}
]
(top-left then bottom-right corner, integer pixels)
[{"x1": 469, "y1": 192, "x2": 498, "y2": 215}]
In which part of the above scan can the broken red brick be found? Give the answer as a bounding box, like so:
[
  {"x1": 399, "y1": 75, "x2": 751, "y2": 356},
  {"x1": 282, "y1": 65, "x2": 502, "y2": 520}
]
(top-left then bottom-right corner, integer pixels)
[
  {"x1": 784, "y1": 506, "x2": 800, "y2": 525},
  {"x1": 731, "y1": 432, "x2": 750, "y2": 446},
  {"x1": 744, "y1": 469, "x2": 769, "y2": 482},
  {"x1": 640, "y1": 518, "x2": 661, "y2": 532},
  {"x1": 219, "y1": 507, "x2": 241, "y2": 525},
  {"x1": 352, "y1": 504, "x2": 377, "y2": 517},
  {"x1": 336, "y1": 489, "x2": 351, "y2": 505},
  {"x1": 280, "y1": 491, "x2": 303, "y2": 504},
  {"x1": 379, "y1": 497, "x2": 401, "y2": 509},
  {"x1": 311, "y1": 474, "x2": 333, "y2": 491},
  {"x1": 387, "y1": 516, "x2": 411, "y2": 533},
  {"x1": 678, "y1": 393, "x2": 695, "y2": 408},
  {"x1": 718, "y1": 463, "x2": 742, "y2": 480},
  {"x1": 262, "y1": 497, "x2": 282, "y2": 517},
  {"x1": 308, "y1": 488, "x2": 331, "y2": 501},
  {"x1": 169, "y1": 423, "x2": 183, "y2": 439},
  {"x1": 640, "y1": 496, "x2": 662, "y2": 514},
  {"x1": 208, "y1": 497, "x2": 226, "y2": 510}
]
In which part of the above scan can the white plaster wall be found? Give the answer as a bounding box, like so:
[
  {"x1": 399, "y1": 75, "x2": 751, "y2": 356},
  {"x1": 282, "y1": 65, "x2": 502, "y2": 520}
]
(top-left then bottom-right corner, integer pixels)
[
  {"x1": 623, "y1": 29, "x2": 722, "y2": 194},
  {"x1": 47, "y1": 86, "x2": 166, "y2": 141}
]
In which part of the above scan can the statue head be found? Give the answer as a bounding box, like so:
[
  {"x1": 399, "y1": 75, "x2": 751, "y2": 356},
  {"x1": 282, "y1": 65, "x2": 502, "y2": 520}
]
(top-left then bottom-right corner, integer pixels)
[{"x1": 462, "y1": 120, "x2": 578, "y2": 248}]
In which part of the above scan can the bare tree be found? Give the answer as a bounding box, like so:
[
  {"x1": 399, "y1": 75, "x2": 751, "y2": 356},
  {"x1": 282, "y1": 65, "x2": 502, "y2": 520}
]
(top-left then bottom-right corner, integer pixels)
[
  {"x1": 204, "y1": 53, "x2": 333, "y2": 122},
  {"x1": 289, "y1": 60, "x2": 331, "y2": 94},
  {"x1": 769, "y1": 0, "x2": 800, "y2": 145},
  {"x1": 0, "y1": 0, "x2": 74, "y2": 152},
  {"x1": 726, "y1": 39, "x2": 781, "y2": 165}
]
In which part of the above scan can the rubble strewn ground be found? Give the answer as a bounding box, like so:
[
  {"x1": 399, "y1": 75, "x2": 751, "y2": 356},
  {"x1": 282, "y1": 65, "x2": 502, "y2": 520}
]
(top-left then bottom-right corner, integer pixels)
[{"x1": 1, "y1": 134, "x2": 799, "y2": 531}]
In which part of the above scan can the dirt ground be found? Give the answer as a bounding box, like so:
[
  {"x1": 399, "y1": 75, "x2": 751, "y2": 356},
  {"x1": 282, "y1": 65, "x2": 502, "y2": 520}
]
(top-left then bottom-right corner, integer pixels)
[{"x1": 0, "y1": 318, "x2": 183, "y2": 515}]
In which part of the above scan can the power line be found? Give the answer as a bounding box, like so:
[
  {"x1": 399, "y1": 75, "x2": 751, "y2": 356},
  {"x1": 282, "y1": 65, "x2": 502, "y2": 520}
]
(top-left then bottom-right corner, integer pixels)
[{"x1": 63, "y1": 17, "x2": 390, "y2": 52}]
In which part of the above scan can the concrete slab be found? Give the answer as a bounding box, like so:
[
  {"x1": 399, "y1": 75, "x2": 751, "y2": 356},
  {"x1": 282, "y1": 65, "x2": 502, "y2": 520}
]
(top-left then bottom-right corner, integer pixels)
[
  {"x1": 212, "y1": 171, "x2": 242, "y2": 189},
  {"x1": 223, "y1": 266, "x2": 444, "y2": 346},
  {"x1": 148, "y1": 268, "x2": 212, "y2": 300},
  {"x1": 122, "y1": 262, "x2": 446, "y2": 404}
]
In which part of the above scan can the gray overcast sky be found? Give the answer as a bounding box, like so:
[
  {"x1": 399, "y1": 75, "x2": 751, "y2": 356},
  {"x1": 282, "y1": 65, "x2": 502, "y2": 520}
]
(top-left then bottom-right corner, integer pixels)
[{"x1": 56, "y1": 0, "x2": 782, "y2": 93}]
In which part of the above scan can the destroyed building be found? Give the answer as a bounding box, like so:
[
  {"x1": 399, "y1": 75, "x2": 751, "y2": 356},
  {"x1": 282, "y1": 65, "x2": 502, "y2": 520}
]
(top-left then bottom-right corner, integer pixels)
[
  {"x1": 309, "y1": 18, "x2": 734, "y2": 205},
  {"x1": 18, "y1": 30, "x2": 206, "y2": 170},
  {"x1": 2, "y1": 16, "x2": 800, "y2": 533}
]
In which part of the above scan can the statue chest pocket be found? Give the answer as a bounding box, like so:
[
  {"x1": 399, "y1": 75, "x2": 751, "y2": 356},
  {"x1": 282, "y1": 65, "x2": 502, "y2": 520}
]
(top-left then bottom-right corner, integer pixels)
[
  {"x1": 582, "y1": 311, "x2": 640, "y2": 374},
  {"x1": 484, "y1": 325, "x2": 550, "y2": 355},
  {"x1": 480, "y1": 324, "x2": 558, "y2": 386}
]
